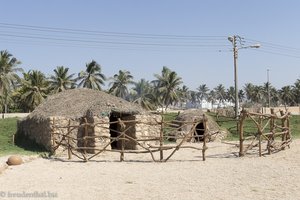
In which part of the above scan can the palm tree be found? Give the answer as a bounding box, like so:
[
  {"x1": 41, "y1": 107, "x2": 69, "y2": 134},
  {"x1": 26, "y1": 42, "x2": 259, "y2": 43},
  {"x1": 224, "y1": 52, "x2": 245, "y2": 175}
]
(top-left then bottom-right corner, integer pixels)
[
  {"x1": 18, "y1": 70, "x2": 49, "y2": 112},
  {"x1": 279, "y1": 85, "x2": 295, "y2": 107},
  {"x1": 226, "y1": 86, "x2": 235, "y2": 104},
  {"x1": 0, "y1": 50, "x2": 22, "y2": 117},
  {"x1": 207, "y1": 90, "x2": 217, "y2": 109},
  {"x1": 77, "y1": 60, "x2": 106, "y2": 90},
  {"x1": 49, "y1": 66, "x2": 76, "y2": 93},
  {"x1": 238, "y1": 89, "x2": 245, "y2": 103},
  {"x1": 214, "y1": 84, "x2": 226, "y2": 107},
  {"x1": 270, "y1": 87, "x2": 279, "y2": 106},
  {"x1": 188, "y1": 90, "x2": 198, "y2": 108},
  {"x1": 251, "y1": 85, "x2": 264, "y2": 104},
  {"x1": 244, "y1": 83, "x2": 255, "y2": 102},
  {"x1": 293, "y1": 79, "x2": 300, "y2": 105},
  {"x1": 132, "y1": 79, "x2": 156, "y2": 110},
  {"x1": 177, "y1": 85, "x2": 190, "y2": 108},
  {"x1": 197, "y1": 84, "x2": 209, "y2": 108},
  {"x1": 153, "y1": 66, "x2": 183, "y2": 111},
  {"x1": 108, "y1": 70, "x2": 134, "y2": 99}
]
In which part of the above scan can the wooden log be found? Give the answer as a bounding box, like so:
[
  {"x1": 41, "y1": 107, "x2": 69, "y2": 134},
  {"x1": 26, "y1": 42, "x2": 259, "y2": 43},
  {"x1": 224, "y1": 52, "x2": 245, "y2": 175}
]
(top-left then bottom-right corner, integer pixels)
[
  {"x1": 67, "y1": 119, "x2": 72, "y2": 160},
  {"x1": 83, "y1": 117, "x2": 88, "y2": 161},
  {"x1": 268, "y1": 109, "x2": 275, "y2": 155},
  {"x1": 52, "y1": 117, "x2": 56, "y2": 153},
  {"x1": 118, "y1": 118, "x2": 126, "y2": 162},
  {"x1": 135, "y1": 138, "x2": 160, "y2": 142},
  {"x1": 148, "y1": 145, "x2": 203, "y2": 151},
  {"x1": 287, "y1": 117, "x2": 291, "y2": 148},
  {"x1": 243, "y1": 136, "x2": 258, "y2": 153},
  {"x1": 258, "y1": 116, "x2": 262, "y2": 157},
  {"x1": 160, "y1": 114, "x2": 164, "y2": 161},
  {"x1": 239, "y1": 110, "x2": 246, "y2": 156},
  {"x1": 244, "y1": 135, "x2": 256, "y2": 140},
  {"x1": 202, "y1": 114, "x2": 208, "y2": 161},
  {"x1": 262, "y1": 131, "x2": 288, "y2": 137}
]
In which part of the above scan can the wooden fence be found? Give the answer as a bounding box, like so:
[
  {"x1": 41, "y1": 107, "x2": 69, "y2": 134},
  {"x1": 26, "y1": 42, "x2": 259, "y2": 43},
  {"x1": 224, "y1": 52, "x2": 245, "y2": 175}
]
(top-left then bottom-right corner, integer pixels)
[
  {"x1": 239, "y1": 109, "x2": 291, "y2": 157},
  {"x1": 50, "y1": 114, "x2": 209, "y2": 162}
]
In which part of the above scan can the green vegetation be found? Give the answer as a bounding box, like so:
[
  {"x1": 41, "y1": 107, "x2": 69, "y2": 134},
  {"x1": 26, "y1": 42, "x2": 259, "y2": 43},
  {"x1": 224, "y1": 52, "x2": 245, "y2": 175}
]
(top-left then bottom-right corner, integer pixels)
[
  {"x1": 0, "y1": 118, "x2": 24, "y2": 155},
  {"x1": 208, "y1": 112, "x2": 300, "y2": 140},
  {"x1": 290, "y1": 115, "x2": 300, "y2": 138},
  {"x1": 0, "y1": 118, "x2": 45, "y2": 156},
  {"x1": 163, "y1": 112, "x2": 178, "y2": 122},
  {"x1": 1, "y1": 49, "x2": 300, "y2": 114}
]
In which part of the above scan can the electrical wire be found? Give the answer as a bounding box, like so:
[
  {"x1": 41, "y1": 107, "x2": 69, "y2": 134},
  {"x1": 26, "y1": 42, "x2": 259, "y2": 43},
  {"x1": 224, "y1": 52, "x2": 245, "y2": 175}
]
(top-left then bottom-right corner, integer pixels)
[{"x1": 1, "y1": 22, "x2": 300, "y2": 58}]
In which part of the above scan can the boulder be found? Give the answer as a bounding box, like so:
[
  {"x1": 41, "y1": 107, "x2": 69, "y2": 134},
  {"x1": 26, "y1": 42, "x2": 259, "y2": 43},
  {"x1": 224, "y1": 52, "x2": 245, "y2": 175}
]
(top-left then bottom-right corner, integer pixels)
[{"x1": 7, "y1": 155, "x2": 23, "y2": 166}]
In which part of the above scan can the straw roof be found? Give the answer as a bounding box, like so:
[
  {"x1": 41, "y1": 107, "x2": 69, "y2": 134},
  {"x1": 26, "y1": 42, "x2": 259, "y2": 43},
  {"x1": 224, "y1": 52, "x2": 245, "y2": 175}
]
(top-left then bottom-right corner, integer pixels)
[
  {"x1": 175, "y1": 109, "x2": 220, "y2": 133},
  {"x1": 28, "y1": 88, "x2": 146, "y2": 121}
]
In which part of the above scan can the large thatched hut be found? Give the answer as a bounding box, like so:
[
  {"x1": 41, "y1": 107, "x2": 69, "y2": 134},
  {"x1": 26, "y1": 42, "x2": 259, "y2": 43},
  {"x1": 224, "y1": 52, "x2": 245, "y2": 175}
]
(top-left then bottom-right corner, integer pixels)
[
  {"x1": 171, "y1": 110, "x2": 226, "y2": 142},
  {"x1": 17, "y1": 88, "x2": 161, "y2": 153}
]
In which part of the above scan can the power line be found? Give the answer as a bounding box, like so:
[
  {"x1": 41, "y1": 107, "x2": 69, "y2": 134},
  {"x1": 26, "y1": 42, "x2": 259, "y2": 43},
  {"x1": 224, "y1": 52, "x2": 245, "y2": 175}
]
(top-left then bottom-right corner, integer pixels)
[
  {"x1": 1, "y1": 22, "x2": 300, "y2": 58},
  {"x1": 0, "y1": 33, "x2": 230, "y2": 47},
  {"x1": 256, "y1": 49, "x2": 300, "y2": 59},
  {"x1": 244, "y1": 37, "x2": 300, "y2": 52},
  {"x1": 0, "y1": 22, "x2": 226, "y2": 39},
  {"x1": 0, "y1": 22, "x2": 231, "y2": 51}
]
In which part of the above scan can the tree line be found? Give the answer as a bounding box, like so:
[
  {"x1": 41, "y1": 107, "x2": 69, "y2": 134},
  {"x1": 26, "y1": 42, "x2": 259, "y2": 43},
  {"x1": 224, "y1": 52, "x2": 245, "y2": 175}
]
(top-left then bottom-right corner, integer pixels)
[{"x1": 0, "y1": 50, "x2": 299, "y2": 114}]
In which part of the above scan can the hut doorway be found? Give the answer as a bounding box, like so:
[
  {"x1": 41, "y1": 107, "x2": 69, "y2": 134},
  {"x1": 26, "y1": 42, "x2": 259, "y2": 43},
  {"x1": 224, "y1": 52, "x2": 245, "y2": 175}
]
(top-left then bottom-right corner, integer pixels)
[
  {"x1": 109, "y1": 112, "x2": 137, "y2": 150},
  {"x1": 77, "y1": 114, "x2": 96, "y2": 153},
  {"x1": 194, "y1": 122, "x2": 205, "y2": 142}
]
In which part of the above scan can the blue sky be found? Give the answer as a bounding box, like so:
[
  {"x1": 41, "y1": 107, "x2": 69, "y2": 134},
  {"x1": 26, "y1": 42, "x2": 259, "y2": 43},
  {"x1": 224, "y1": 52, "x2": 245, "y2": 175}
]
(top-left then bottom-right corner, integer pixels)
[{"x1": 1, "y1": 0, "x2": 300, "y2": 90}]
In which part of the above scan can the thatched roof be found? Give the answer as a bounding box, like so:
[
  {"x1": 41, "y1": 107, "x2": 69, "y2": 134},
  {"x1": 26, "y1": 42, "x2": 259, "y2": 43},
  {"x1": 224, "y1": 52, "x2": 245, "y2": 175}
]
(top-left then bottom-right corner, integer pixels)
[
  {"x1": 175, "y1": 110, "x2": 220, "y2": 132},
  {"x1": 175, "y1": 110, "x2": 205, "y2": 121},
  {"x1": 28, "y1": 88, "x2": 146, "y2": 121}
]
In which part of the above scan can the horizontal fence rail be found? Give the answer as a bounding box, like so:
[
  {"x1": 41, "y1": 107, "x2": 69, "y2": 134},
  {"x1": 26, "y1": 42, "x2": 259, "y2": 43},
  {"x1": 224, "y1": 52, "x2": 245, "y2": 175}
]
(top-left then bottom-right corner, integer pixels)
[{"x1": 50, "y1": 114, "x2": 209, "y2": 162}]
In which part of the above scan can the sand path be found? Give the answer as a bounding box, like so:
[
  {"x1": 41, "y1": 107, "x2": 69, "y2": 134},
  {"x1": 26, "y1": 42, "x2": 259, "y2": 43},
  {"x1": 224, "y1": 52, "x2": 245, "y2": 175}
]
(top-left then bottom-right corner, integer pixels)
[{"x1": 0, "y1": 140, "x2": 299, "y2": 200}]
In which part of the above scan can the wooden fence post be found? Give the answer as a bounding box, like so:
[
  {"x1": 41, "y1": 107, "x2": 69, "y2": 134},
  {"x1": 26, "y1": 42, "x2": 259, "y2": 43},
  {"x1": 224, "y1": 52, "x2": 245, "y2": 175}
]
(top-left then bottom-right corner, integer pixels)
[
  {"x1": 67, "y1": 119, "x2": 72, "y2": 160},
  {"x1": 258, "y1": 116, "x2": 262, "y2": 157},
  {"x1": 202, "y1": 114, "x2": 208, "y2": 161},
  {"x1": 118, "y1": 118, "x2": 126, "y2": 162},
  {"x1": 287, "y1": 116, "x2": 291, "y2": 148},
  {"x1": 268, "y1": 108, "x2": 275, "y2": 154},
  {"x1": 83, "y1": 117, "x2": 88, "y2": 161},
  {"x1": 160, "y1": 114, "x2": 164, "y2": 161},
  {"x1": 239, "y1": 110, "x2": 246, "y2": 157},
  {"x1": 51, "y1": 117, "x2": 56, "y2": 155},
  {"x1": 279, "y1": 110, "x2": 287, "y2": 150}
]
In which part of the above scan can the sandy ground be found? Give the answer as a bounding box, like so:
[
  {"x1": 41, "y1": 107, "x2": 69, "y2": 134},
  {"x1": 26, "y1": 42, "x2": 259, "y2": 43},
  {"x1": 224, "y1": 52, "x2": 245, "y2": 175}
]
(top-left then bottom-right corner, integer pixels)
[{"x1": 0, "y1": 140, "x2": 300, "y2": 200}]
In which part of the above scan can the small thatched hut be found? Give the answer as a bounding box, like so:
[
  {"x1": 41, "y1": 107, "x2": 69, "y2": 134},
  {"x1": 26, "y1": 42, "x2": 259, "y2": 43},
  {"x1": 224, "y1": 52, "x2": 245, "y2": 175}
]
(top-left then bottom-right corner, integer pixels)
[
  {"x1": 171, "y1": 110, "x2": 226, "y2": 142},
  {"x1": 17, "y1": 88, "x2": 161, "y2": 153}
]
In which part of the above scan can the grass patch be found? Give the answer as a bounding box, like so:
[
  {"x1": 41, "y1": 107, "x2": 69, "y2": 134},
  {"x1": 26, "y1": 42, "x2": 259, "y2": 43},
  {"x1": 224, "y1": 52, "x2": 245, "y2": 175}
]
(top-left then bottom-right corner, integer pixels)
[
  {"x1": 0, "y1": 118, "x2": 46, "y2": 156},
  {"x1": 207, "y1": 112, "x2": 239, "y2": 140},
  {"x1": 290, "y1": 115, "x2": 300, "y2": 138},
  {"x1": 207, "y1": 112, "x2": 300, "y2": 140},
  {"x1": 162, "y1": 112, "x2": 178, "y2": 121}
]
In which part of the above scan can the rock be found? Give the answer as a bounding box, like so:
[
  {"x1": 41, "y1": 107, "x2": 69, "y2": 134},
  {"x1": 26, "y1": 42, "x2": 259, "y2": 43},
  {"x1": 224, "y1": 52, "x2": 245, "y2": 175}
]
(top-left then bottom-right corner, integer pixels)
[{"x1": 7, "y1": 155, "x2": 23, "y2": 166}]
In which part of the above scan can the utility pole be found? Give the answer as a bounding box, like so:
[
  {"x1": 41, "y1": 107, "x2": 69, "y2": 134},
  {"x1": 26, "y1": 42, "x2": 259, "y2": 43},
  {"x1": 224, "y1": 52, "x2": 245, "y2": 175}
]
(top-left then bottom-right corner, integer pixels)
[
  {"x1": 228, "y1": 35, "x2": 260, "y2": 119},
  {"x1": 228, "y1": 35, "x2": 239, "y2": 119},
  {"x1": 267, "y1": 69, "x2": 270, "y2": 108},
  {"x1": 233, "y1": 36, "x2": 239, "y2": 119}
]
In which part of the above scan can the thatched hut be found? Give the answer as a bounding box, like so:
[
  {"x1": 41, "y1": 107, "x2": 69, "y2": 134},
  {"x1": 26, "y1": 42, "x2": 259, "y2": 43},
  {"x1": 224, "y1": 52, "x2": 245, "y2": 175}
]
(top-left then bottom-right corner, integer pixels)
[
  {"x1": 17, "y1": 88, "x2": 161, "y2": 153},
  {"x1": 171, "y1": 110, "x2": 226, "y2": 142}
]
